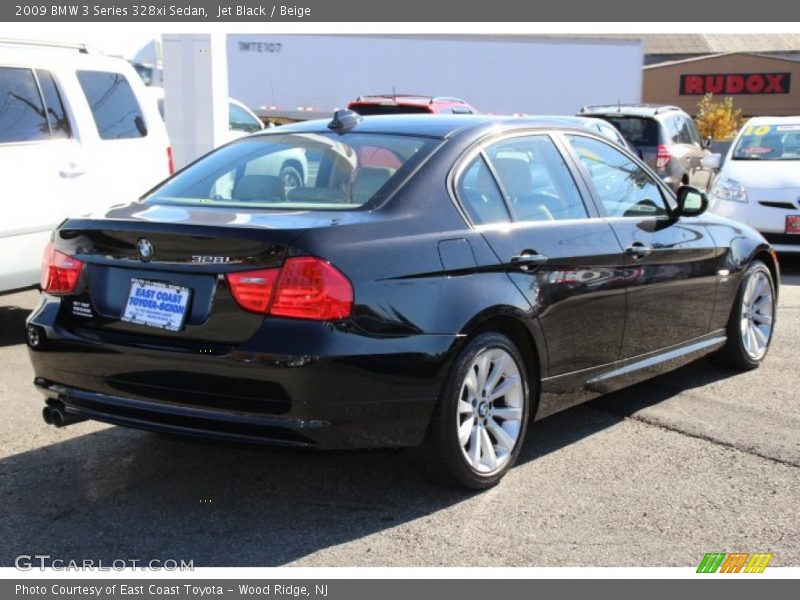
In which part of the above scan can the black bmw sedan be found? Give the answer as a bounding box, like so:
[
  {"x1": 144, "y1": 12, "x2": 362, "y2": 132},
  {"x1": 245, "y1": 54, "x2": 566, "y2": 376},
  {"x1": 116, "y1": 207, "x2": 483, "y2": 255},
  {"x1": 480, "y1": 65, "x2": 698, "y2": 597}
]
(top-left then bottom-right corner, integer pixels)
[{"x1": 27, "y1": 112, "x2": 778, "y2": 489}]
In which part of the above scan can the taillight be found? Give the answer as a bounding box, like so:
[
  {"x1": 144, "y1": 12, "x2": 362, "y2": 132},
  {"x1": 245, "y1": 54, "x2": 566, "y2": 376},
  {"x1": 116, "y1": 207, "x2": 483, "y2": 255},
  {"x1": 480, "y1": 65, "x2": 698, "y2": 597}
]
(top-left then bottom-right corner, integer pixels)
[
  {"x1": 226, "y1": 257, "x2": 353, "y2": 321},
  {"x1": 271, "y1": 257, "x2": 353, "y2": 320},
  {"x1": 167, "y1": 146, "x2": 175, "y2": 175},
  {"x1": 656, "y1": 144, "x2": 671, "y2": 171},
  {"x1": 227, "y1": 268, "x2": 279, "y2": 314},
  {"x1": 40, "y1": 242, "x2": 84, "y2": 294}
]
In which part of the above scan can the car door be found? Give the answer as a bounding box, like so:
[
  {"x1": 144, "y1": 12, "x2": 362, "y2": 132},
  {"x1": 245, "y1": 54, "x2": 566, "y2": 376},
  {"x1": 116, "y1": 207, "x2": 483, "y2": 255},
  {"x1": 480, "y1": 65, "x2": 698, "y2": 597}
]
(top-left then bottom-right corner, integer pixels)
[
  {"x1": 455, "y1": 133, "x2": 627, "y2": 376},
  {"x1": 563, "y1": 134, "x2": 719, "y2": 359},
  {"x1": 0, "y1": 66, "x2": 91, "y2": 290}
]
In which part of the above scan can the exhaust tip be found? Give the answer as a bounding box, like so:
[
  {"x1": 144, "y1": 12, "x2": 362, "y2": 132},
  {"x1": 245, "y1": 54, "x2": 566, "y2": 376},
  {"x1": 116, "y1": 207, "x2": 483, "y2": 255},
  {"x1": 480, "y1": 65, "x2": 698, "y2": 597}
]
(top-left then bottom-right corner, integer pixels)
[
  {"x1": 43, "y1": 401, "x2": 87, "y2": 428},
  {"x1": 51, "y1": 408, "x2": 67, "y2": 428}
]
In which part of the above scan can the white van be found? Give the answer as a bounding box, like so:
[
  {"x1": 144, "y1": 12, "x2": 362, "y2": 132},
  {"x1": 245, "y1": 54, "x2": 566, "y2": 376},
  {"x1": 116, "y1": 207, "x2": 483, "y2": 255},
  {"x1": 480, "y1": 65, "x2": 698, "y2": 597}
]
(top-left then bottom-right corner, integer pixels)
[{"x1": 0, "y1": 41, "x2": 172, "y2": 293}]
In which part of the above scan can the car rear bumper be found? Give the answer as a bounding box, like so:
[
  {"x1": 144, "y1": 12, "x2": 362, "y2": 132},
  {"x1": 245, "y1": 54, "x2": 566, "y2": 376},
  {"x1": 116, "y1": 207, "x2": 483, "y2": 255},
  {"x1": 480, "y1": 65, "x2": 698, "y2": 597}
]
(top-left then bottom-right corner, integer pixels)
[{"x1": 27, "y1": 303, "x2": 455, "y2": 449}]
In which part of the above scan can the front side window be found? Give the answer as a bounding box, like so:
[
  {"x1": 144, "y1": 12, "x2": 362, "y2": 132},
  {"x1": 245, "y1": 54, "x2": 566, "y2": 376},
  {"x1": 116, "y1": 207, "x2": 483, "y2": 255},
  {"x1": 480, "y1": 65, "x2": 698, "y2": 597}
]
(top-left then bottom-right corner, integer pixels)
[
  {"x1": 567, "y1": 135, "x2": 671, "y2": 218},
  {"x1": 0, "y1": 67, "x2": 48, "y2": 143},
  {"x1": 229, "y1": 103, "x2": 262, "y2": 133},
  {"x1": 77, "y1": 70, "x2": 146, "y2": 140},
  {"x1": 148, "y1": 132, "x2": 438, "y2": 210},
  {"x1": 485, "y1": 135, "x2": 588, "y2": 222},
  {"x1": 733, "y1": 122, "x2": 800, "y2": 161}
]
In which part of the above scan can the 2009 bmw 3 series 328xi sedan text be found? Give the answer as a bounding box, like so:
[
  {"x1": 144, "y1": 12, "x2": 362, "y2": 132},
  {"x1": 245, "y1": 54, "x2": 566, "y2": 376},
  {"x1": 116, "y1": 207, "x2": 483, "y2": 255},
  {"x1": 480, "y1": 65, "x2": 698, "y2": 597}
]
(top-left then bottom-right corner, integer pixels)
[{"x1": 27, "y1": 112, "x2": 779, "y2": 489}]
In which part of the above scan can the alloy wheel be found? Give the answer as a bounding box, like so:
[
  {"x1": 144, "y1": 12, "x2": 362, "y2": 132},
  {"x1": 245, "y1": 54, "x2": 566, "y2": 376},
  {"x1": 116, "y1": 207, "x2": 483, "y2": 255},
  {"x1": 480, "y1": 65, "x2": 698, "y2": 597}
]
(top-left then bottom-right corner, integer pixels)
[
  {"x1": 740, "y1": 270, "x2": 774, "y2": 360},
  {"x1": 456, "y1": 347, "x2": 525, "y2": 475}
]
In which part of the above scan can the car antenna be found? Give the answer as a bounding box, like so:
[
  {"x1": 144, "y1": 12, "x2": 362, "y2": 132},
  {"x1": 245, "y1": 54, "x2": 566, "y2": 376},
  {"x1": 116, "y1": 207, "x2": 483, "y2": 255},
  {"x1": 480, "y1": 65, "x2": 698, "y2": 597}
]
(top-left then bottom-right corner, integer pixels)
[
  {"x1": 617, "y1": 99, "x2": 621, "y2": 112},
  {"x1": 328, "y1": 109, "x2": 362, "y2": 133}
]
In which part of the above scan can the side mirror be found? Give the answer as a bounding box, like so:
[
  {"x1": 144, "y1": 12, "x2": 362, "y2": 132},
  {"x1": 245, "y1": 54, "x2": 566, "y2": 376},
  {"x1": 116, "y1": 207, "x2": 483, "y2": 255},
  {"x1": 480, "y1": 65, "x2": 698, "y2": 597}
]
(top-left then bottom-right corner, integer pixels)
[
  {"x1": 701, "y1": 153, "x2": 721, "y2": 170},
  {"x1": 703, "y1": 135, "x2": 712, "y2": 149},
  {"x1": 675, "y1": 185, "x2": 708, "y2": 217}
]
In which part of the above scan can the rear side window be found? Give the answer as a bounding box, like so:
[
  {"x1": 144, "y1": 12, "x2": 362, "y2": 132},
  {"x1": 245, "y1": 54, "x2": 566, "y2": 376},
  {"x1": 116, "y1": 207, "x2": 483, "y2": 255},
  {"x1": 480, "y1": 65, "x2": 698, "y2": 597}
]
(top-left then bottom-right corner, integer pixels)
[
  {"x1": 602, "y1": 117, "x2": 660, "y2": 146},
  {"x1": 665, "y1": 116, "x2": 682, "y2": 144},
  {"x1": 36, "y1": 70, "x2": 71, "y2": 139},
  {"x1": 684, "y1": 117, "x2": 703, "y2": 146},
  {"x1": 485, "y1": 136, "x2": 588, "y2": 222},
  {"x1": 0, "y1": 67, "x2": 48, "y2": 143},
  {"x1": 77, "y1": 70, "x2": 146, "y2": 140},
  {"x1": 457, "y1": 156, "x2": 511, "y2": 225}
]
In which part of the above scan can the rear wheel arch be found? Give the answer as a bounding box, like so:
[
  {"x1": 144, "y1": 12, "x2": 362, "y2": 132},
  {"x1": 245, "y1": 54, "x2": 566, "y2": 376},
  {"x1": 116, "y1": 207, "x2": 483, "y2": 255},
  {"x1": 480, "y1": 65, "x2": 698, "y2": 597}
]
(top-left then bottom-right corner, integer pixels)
[{"x1": 459, "y1": 313, "x2": 544, "y2": 416}]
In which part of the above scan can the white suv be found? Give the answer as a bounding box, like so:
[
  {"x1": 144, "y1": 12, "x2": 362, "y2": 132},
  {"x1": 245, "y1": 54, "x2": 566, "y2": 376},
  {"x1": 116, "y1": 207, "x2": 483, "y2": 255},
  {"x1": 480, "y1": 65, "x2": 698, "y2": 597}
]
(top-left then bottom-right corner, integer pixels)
[{"x1": 0, "y1": 41, "x2": 172, "y2": 293}]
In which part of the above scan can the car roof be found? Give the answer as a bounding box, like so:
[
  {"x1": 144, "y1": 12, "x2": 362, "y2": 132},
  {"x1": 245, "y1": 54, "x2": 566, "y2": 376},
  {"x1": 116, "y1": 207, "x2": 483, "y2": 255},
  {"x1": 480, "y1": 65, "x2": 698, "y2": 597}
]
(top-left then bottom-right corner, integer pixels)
[
  {"x1": 579, "y1": 104, "x2": 683, "y2": 118},
  {"x1": 745, "y1": 115, "x2": 800, "y2": 125},
  {"x1": 0, "y1": 43, "x2": 133, "y2": 72},
  {"x1": 260, "y1": 114, "x2": 601, "y2": 139}
]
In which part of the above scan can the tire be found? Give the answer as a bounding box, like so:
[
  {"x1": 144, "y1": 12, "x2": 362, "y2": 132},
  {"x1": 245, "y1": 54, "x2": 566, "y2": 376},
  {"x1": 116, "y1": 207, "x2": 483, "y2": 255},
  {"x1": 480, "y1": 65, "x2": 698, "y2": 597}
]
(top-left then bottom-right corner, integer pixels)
[
  {"x1": 279, "y1": 164, "x2": 303, "y2": 195},
  {"x1": 410, "y1": 332, "x2": 532, "y2": 490},
  {"x1": 711, "y1": 260, "x2": 776, "y2": 370}
]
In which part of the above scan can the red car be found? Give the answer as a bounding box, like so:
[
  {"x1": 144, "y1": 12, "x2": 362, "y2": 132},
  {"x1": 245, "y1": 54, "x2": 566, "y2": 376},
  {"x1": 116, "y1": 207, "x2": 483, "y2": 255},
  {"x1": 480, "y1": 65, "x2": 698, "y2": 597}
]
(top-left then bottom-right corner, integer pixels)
[{"x1": 348, "y1": 94, "x2": 478, "y2": 116}]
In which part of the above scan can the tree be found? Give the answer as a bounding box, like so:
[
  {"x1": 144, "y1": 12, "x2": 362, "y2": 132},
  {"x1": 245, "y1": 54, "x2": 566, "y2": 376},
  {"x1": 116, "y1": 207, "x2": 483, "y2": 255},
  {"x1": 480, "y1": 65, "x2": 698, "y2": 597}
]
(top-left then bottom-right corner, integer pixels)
[{"x1": 695, "y1": 94, "x2": 742, "y2": 141}]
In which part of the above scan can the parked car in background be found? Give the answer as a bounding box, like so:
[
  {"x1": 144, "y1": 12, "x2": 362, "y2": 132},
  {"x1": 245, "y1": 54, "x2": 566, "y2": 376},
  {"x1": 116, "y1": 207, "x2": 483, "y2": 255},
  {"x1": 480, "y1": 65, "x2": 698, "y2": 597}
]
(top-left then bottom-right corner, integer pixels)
[
  {"x1": 532, "y1": 116, "x2": 640, "y2": 155},
  {"x1": 0, "y1": 40, "x2": 171, "y2": 294},
  {"x1": 348, "y1": 94, "x2": 478, "y2": 115},
  {"x1": 29, "y1": 113, "x2": 778, "y2": 490},
  {"x1": 152, "y1": 91, "x2": 308, "y2": 194},
  {"x1": 578, "y1": 104, "x2": 716, "y2": 192},
  {"x1": 707, "y1": 116, "x2": 800, "y2": 254}
]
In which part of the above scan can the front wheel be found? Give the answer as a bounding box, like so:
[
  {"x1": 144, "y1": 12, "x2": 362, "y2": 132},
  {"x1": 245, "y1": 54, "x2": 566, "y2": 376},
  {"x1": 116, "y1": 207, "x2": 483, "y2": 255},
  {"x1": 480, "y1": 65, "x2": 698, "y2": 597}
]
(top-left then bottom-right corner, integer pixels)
[
  {"x1": 712, "y1": 260, "x2": 776, "y2": 370},
  {"x1": 411, "y1": 332, "x2": 531, "y2": 490}
]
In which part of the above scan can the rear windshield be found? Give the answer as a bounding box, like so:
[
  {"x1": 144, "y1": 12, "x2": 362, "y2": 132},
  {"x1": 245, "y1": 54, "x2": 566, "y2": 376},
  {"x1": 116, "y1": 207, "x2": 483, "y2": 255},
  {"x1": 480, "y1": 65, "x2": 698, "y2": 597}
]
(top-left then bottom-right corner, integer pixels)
[
  {"x1": 599, "y1": 117, "x2": 660, "y2": 147},
  {"x1": 733, "y1": 123, "x2": 800, "y2": 161},
  {"x1": 148, "y1": 132, "x2": 439, "y2": 210},
  {"x1": 349, "y1": 104, "x2": 432, "y2": 116}
]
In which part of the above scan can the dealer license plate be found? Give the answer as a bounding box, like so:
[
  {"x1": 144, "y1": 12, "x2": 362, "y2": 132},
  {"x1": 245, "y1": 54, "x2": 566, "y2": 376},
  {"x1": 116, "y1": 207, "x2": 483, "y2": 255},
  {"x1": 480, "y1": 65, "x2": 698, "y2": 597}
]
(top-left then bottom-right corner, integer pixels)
[
  {"x1": 121, "y1": 279, "x2": 191, "y2": 332},
  {"x1": 786, "y1": 215, "x2": 800, "y2": 235}
]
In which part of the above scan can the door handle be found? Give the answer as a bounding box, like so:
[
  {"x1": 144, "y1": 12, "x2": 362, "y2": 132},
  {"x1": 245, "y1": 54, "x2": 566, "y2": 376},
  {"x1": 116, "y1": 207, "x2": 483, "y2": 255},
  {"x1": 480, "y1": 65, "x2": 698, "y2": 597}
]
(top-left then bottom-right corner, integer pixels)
[
  {"x1": 625, "y1": 243, "x2": 652, "y2": 260},
  {"x1": 59, "y1": 162, "x2": 85, "y2": 178},
  {"x1": 510, "y1": 250, "x2": 548, "y2": 270}
]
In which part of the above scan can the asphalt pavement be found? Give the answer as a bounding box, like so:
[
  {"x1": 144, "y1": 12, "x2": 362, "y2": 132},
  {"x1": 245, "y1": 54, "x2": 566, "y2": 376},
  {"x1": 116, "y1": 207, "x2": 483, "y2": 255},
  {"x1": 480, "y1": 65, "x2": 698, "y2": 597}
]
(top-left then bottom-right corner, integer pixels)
[{"x1": 1, "y1": 260, "x2": 798, "y2": 567}]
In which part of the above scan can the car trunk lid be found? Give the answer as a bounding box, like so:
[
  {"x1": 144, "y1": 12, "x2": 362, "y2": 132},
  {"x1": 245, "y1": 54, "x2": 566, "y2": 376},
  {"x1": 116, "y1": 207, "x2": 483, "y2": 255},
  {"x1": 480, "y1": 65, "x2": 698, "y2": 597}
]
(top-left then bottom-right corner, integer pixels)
[{"x1": 51, "y1": 204, "x2": 368, "y2": 345}]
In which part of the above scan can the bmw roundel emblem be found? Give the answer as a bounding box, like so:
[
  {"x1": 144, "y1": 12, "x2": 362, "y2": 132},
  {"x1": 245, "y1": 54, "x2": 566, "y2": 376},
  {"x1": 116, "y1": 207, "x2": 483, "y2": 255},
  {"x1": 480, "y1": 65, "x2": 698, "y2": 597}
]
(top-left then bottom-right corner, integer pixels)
[{"x1": 137, "y1": 238, "x2": 154, "y2": 262}]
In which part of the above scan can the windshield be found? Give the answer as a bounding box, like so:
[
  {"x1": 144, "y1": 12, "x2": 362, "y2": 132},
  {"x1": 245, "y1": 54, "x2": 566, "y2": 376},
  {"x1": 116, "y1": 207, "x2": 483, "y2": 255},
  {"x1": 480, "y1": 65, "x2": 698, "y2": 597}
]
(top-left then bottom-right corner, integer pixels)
[
  {"x1": 733, "y1": 123, "x2": 800, "y2": 161},
  {"x1": 148, "y1": 132, "x2": 439, "y2": 210}
]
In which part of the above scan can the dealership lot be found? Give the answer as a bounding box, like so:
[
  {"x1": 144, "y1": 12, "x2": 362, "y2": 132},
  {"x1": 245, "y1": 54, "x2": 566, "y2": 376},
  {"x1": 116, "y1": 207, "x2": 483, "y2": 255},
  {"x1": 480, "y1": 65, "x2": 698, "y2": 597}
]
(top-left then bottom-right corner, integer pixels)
[{"x1": 1, "y1": 262, "x2": 798, "y2": 567}]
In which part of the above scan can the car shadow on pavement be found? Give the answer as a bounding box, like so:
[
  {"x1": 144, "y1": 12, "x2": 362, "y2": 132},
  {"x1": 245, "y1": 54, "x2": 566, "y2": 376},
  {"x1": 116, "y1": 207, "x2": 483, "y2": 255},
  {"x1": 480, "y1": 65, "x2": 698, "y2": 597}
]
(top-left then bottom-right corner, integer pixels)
[
  {"x1": 0, "y1": 342, "x2": 765, "y2": 567},
  {"x1": 589, "y1": 358, "x2": 736, "y2": 418},
  {"x1": 0, "y1": 398, "x2": 634, "y2": 567},
  {"x1": 0, "y1": 305, "x2": 31, "y2": 347}
]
